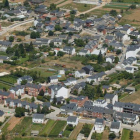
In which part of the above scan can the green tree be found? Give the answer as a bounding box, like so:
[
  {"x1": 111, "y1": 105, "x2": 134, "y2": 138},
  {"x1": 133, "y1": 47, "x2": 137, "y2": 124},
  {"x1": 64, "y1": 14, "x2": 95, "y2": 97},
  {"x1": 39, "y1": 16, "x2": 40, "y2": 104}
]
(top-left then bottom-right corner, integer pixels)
[
  {"x1": 3, "y1": 0, "x2": 9, "y2": 7},
  {"x1": 37, "y1": 104, "x2": 41, "y2": 113},
  {"x1": 116, "y1": 50, "x2": 121, "y2": 55},
  {"x1": 41, "y1": 105, "x2": 49, "y2": 114},
  {"x1": 114, "y1": 56, "x2": 119, "y2": 64},
  {"x1": 2, "y1": 134, "x2": 6, "y2": 140},
  {"x1": 9, "y1": 36, "x2": 14, "y2": 42},
  {"x1": 55, "y1": 25, "x2": 62, "y2": 31},
  {"x1": 6, "y1": 47, "x2": 14, "y2": 54},
  {"x1": 39, "y1": 89, "x2": 44, "y2": 96},
  {"x1": 15, "y1": 50, "x2": 20, "y2": 58},
  {"x1": 21, "y1": 80, "x2": 27, "y2": 85},
  {"x1": 50, "y1": 3, "x2": 56, "y2": 10},
  {"x1": 74, "y1": 39, "x2": 85, "y2": 47},
  {"x1": 109, "y1": 10, "x2": 117, "y2": 17},
  {"x1": 48, "y1": 31, "x2": 54, "y2": 36},
  {"x1": 97, "y1": 51, "x2": 104, "y2": 64},
  {"x1": 109, "y1": 133, "x2": 116, "y2": 139},
  {"x1": 15, "y1": 107, "x2": 25, "y2": 117},
  {"x1": 31, "y1": 96, "x2": 35, "y2": 102},
  {"x1": 129, "y1": 131, "x2": 133, "y2": 140},
  {"x1": 57, "y1": 51, "x2": 65, "y2": 57}
]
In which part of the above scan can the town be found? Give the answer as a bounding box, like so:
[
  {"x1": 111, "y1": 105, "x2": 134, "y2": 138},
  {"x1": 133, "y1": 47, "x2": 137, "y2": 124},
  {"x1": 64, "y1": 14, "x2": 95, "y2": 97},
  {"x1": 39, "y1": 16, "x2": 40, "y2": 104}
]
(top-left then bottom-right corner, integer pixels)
[{"x1": 0, "y1": 0, "x2": 140, "y2": 139}]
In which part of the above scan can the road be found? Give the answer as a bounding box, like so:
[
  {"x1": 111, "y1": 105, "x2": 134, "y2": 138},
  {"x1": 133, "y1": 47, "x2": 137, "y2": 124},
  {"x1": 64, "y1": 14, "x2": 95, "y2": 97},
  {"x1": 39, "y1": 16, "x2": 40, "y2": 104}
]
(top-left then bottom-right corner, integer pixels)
[{"x1": 0, "y1": 18, "x2": 34, "y2": 36}]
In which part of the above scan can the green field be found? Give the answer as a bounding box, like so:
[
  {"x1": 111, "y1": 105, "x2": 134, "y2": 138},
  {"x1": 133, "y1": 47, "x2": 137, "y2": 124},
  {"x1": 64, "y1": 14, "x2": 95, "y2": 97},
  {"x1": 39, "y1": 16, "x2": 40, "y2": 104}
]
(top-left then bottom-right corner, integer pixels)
[
  {"x1": 112, "y1": 0, "x2": 140, "y2": 3},
  {"x1": 121, "y1": 129, "x2": 130, "y2": 140},
  {"x1": 92, "y1": 132, "x2": 103, "y2": 140},
  {"x1": 12, "y1": 117, "x2": 32, "y2": 135},
  {"x1": 63, "y1": 130, "x2": 71, "y2": 137},
  {"x1": 0, "y1": 82, "x2": 11, "y2": 90},
  {"x1": 0, "y1": 51, "x2": 7, "y2": 55},
  {"x1": 0, "y1": 75, "x2": 17, "y2": 84},
  {"x1": 39, "y1": 120, "x2": 56, "y2": 136},
  {"x1": 49, "y1": 120, "x2": 66, "y2": 137}
]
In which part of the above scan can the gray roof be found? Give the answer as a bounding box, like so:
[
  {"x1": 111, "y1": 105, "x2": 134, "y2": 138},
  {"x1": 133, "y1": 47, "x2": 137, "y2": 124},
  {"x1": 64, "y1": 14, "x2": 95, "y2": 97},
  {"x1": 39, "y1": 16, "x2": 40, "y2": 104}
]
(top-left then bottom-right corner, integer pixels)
[
  {"x1": 95, "y1": 118, "x2": 104, "y2": 125},
  {"x1": 0, "y1": 56, "x2": 9, "y2": 60},
  {"x1": 33, "y1": 113, "x2": 45, "y2": 119},
  {"x1": 63, "y1": 46, "x2": 74, "y2": 52},
  {"x1": 19, "y1": 75, "x2": 33, "y2": 82},
  {"x1": 0, "y1": 90, "x2": 10, "y2": 96},
  {"x1": 26, "y1": 83, "x2": 42, "y2": 89},
  {"x1": 111, "y1": 122, "x2": 120, "y2": 129},
  {"x1": 67, "y1": 116, "x2": 77, "y2": 122},
  {"x1": 10, "y1": 85, "x2": 25, "y2": 91},
  {"x1": 50, "y1": 75, "x2": 58, "y2": 80},
  {"x1": 104, "y1": 93, "x2": 115, "y2": 99},
  {"x1": 71, "y1": 96, "x2": 87, "y2": 101},
  {"x1": 125, "y1": 67, "x2": 133, "y2": 70},
  {"x1": 0, "y1": 110, "x2": 4, "y2": 116},
  {"x1": 49, "y1": 84, "x2": 64, "y2": 92}
]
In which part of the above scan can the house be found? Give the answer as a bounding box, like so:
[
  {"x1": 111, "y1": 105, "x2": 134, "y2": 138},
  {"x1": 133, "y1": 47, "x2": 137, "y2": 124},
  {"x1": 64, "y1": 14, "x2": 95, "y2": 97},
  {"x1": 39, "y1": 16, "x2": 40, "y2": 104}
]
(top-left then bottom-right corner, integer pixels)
[
  {"x1": 104, "y1": 94, "x2": 118, "y2": 105},
  {"x1": 59, "y1": 70, "x2": 65, "y2": 75},
  {"x1": 75, "y1": 69, "x2": 86, "y2": 78},
  {"x1": 78, "y1": 49, "x2": 90, "y2": 56},
  {"x1": 48, "y1": 84, "x2": 69, "y2": 99},
  {"x1": 17, "y1": 75, "x2": 33, "y2": 85},
  {"x1": 0, "y1": 56, "x2": 9, "y2": 63},
  {"x1": 106, "y1": 55, "x2": 115, "y2": 63},
  {"x1": 0, "y1": 90, "x2": 14, "y2": 103},
  {"x1": 63, "y1": 46, "x2": 75, "y2": 55},
  {"x1": 110, "y1": 122, "x2": 121, "y2": 134},
  {"x1": 67, "y1": 116, "x2": 78, "y2": 126},
  {"x1": 125, "y1": 66, "x2": 137, "y2": 73},
  {"x1": 93, "y1": 99, "x2": 107, "y2": 108},
  {"x1": 122, "y1": 57, "x2": 137, "y2": 68},
  {"x1": 25, "y1": 83, "x2": 46, "y2": 97},
  {"x1": 94, "y1": 118, "x2": 105, "y2": 133},
  {"x1": 125, "y1": 86, "x2": 135, "y2": 94},
  {"x1": 56, "y1": 96, "x2": 65, "y2": 105},
  {"x1": 71, "y1": 82, "x2": 86, "y2": 94},
  {"x1": 70, "y1": 96, "x2": 88, "y2": 107},
  {"x1": 60, "y1": 103, "x2": 78, "y2": 115},
  {"x1": 102, "y1": 85, "x2": 113, "y2": 93},
  {"x1": 48, "y1": 76, "x2": 58, "y2": 83},
  {"x1": 0, "y1": 41, "x2": 12, "y2": 52},
  {"x1": 31, "y1": 130, "x2": 39, "y2": 136},
  {"x1": 32, "y1": 114, "x2": 45, "y2": 124},
  {"x1": 9, "y1": 85, "x2": 25, "y2": 96},
  {"x1": 67, "y1": 77, "x2": 77, "y2": 85},
  {"x1": 82, "y1": 65, "x2": 94, "y2": 75},
  {"x1": 42, "y1": 102, "x2": 51, "y2": 110},
  {"x1": 52, "y1": 38, "x2": 62, "y2": 47},
  {"x1": 0, "y1": 110, "x2": 5, "y2": 122}
]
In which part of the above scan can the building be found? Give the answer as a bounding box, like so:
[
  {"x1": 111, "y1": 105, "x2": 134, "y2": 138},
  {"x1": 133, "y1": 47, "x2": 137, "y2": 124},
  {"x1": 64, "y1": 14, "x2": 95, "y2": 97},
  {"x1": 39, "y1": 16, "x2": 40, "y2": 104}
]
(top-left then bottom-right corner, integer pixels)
[
  {"x1": 17, "y1": 75, "x2": 33, "y2": 85},
  {"x1": 106, "y1": 55, "x2": 115, "y2": 63},
  {"x1": 75, "y1": 69, "x2": 86, "y2": 78},
  {"x1": 48, "y1": 76, "x2": 58, "y2": 83},
  {"x1": 63, "y1": 46, "x2": 75, "y2": 55},
  {"x1": 94, "y1": 118, "x2": 105, "y2": 133},
  {"x1": 25, "y1": 83, "x2": 46, "y2": 97},
  {"x1": 32, "y1": 114, "x2": 45, "y2": 124},
  {"x1": 93, "y1": 99, "x2": 107, "y2": 108},
  {"x1": 0, "y1": 56, "x2": 9, "y2": 63},
  {"x1": 0, "y1": 110, "x2": 5, "y2": 122},
  {"x1": 70, "y1": 96, "x2": 88, "y2": 107},
  {"x1": 82, "y1": 65, "x2": 94, "y2": 75},
  {"x1": 102, "y1": 85, "x2": 113, "y2": 93},
  {"x1": 10, "y1": 85, "x2": 25, "y2": 96},
  {"x1": 110, "y1": 122, "x2": 121, "y2": 134},
  {"x1": 104, "y1": 94, "x2": 118, "y2": 105},
  {"x1": 67, "y1": 116, "x2": 78, "y2": 126}
]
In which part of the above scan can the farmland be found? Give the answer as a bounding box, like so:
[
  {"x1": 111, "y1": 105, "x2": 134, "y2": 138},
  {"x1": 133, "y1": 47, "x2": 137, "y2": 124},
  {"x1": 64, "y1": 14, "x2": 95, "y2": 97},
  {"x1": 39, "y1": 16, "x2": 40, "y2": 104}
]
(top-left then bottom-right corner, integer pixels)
[
  {"x1": 121, "y1": 129, "x2": 131, "y2": 140},
  {"x1": 0, "y1": 75, "x2": 17, "y2": 84}
]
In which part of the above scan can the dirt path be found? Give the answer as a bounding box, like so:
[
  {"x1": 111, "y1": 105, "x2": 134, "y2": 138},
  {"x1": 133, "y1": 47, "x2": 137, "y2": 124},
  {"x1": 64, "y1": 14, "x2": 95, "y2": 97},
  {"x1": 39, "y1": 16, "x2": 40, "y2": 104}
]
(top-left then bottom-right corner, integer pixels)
[
  {"x1": 8, "y1": 116, "x2": 23, "y2": 131},
  {"x1": 57, "y1": 0, "x2": 72, "y2": 7},
  {"x1": 55, "y1": 0, "x2": 65, "y2": 4},
  {"x1": 70, "y1": 123, "x2": 84, "y2": 139}
]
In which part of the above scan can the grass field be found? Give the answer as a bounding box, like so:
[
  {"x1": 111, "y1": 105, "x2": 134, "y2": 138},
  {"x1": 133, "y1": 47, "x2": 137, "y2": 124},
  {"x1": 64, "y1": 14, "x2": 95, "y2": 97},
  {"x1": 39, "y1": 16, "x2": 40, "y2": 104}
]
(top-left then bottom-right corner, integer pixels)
[
  {"x1": 48, "y1": 120, "x2": 66, "y2": 137},
  {"x1": 92, "y1": 132, "x2": 103, "y2": 140},
  {"x1": 70, "y1": 123, "x2": 84, "y2": 139},
  {"x1": 39, "y1": 120, "x2": 56, "y2": 136},
  {"x1": 63, "y1": 130, "x2": 71, "y2": 137},
  {"x1": 0, "y1": 75, "x2": 17, "y2": 84},
  {"x1": 121, "y1": 129, "x2": 130, "y2": 140},
  {"x1": 61, "y1": 2, "x2": 96, "y2": 12},
  {"x1": 0, "y1": 51, "x2": 7, "y2": 55},
  {"x1": 0, "y1": 82, "x2": 11, "y2": 89}
]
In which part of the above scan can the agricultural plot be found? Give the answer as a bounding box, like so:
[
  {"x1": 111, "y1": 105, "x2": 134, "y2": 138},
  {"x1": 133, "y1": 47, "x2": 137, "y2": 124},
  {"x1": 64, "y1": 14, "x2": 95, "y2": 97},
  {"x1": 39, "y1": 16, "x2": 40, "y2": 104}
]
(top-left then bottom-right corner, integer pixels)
[
  {"x1": 121, "y1": 129, "x2": 130, "y2": 140},
  {"x1": 0, "y1": 75, "x2": 17, "y2": 84},
  {"x1": 48, "y1": 120, "x2": 66, "y2": 137}
]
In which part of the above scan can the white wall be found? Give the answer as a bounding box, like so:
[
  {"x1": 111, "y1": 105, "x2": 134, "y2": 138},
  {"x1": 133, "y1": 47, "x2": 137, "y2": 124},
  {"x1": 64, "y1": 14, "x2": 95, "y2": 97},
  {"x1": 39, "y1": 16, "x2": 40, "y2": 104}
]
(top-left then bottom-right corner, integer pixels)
[{"x1": 32, "y1": 118, "x2": 44, "y2": 124}]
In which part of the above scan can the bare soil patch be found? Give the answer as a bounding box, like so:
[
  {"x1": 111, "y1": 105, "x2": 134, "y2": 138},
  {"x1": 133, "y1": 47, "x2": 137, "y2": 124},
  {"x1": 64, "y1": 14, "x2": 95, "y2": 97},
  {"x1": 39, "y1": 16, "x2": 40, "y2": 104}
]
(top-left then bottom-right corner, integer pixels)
[
  {"x1": 133, "y1": 132, "x2": 140, "y2": 140},
  {"x1": 8, "y1": 116, "x2": 23, "y2": 131}
]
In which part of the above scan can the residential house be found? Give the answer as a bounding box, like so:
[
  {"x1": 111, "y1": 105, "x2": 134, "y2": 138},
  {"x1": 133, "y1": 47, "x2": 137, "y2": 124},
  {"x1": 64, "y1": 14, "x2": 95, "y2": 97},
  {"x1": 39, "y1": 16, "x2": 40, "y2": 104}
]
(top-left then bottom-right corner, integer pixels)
[
  {"x1": 48, "y1": 84, "x2": 69, "y2": 99},
  {"x1": 75, "y1": 69, "x2": 86, "y2": 78},
  {"x1": 17, "y1": 75, "x2": 33, "y2": 85},
  {"x1": 78, "y1": 49, "x2": 90, "y2": 56},
  {"x1": 66, "y1": 77, "x2": 77, "y2": 85},
  {"x1": 70, "y1": 96, "x2": 88, "y2": 107},
  {"x1": 94, "y1": 118, "x2": 105, "y2": 133},
  {"x1": 104, "y1": 94, "x2": 118, "y2": 105},
  {"x1": 52, "y1": 38, "x2": 62, "y2": 47},
  {"x1": 48, "y1": 76, "x2": 58, "y2": 83},
  {"x1": 42, "y1": 102, "x2": 51, "y2": 110},
  {"x1": 0, "y1": 56, "x2": 9, "y2": 63},
  {"x1": 122, "y1": 57, "x2": 137, "y2": 68},
  {"x1": 71, "y1": 82, "x2": 86, "y2": 94},
  {"x1": 0, "y1": 41, "x2": 12, "y2": 52},
  {"x1": 67, "y1": 116, "x2": 78, "y2": 126},
  {"x1": 93, "y1": 99, "x2": 107, "y2": 108},
  {"x1": 106, "y1": 55, "x2": 115, "y2": 63},
  {"x1": 25, "y1": 83, "x2": 46, "y2": 97},
  {"x1": 0, "y1": 110, "x2": 5, "y2": 122},
  {"x1": 110, "y1": 122, "x2": 121, "y2": 134},
  {"x1": 63, "y1": 46, "x2": 75, "y2": 55},
  {"x1": 10, "y1": 85, "x2": 25, "y2": 96},
  {"x1": 32, "y1": 114, "x2": 45, "y2": 124},
  {"x1": 82, "y1": 65, "x2": 94, "y2": 75},
  {"x1": 102, "y1": 85, "x2": 113, "y2": 93}
]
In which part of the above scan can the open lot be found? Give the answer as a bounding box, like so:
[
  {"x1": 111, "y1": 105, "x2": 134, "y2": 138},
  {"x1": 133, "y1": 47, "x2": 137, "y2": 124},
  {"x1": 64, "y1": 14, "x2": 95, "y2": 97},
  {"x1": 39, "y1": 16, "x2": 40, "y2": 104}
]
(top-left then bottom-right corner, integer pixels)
[
  {"x1": 70, "y1": 123, "x2": 84, "y2": 139},
  {"x1": 121, "y1": 129, "x2": 130, "y2": 140},
  {"x1": 133, "y1": 131, "x2": 140, "y2": 140},
  {"x1": 48, "y1": 120, "x2": 66, "y2": 137},
  {"x1": 60, "y1": 2, "x2": 96, "y2": 12}
]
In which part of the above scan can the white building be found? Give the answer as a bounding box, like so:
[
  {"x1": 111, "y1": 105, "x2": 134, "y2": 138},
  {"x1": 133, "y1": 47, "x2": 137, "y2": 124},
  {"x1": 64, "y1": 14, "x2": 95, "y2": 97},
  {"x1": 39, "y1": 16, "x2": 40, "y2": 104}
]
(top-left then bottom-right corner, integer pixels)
[
  {"x1": 63, "y1": 46, "x2": 76, "y2": 55},
  {"x1": 17, "y1": 75, "x2": 33, "y2": 85},
  {"x1": 32, "y1": 114, "x2": 45, "y2": 124},
  {"x1": 93, "y1": 99, "x2": 107, "y2": 108},
  {"x1": 78, "y1": 49, "x2": 90, "y2": 56},
  {"x1": 110, "y1": 122, "x2": 121, "y2": 134},
  {"x1": 75, "y1": 69, "x2": 86, "y2": 78},
  {"x1": 59, "y1": 70, "x2": 65, "y2": 75},
  {"x1": 67, "y1": 116, "x2": 78, "y2": 126},
  {"x1": 10, "y1": 85, "x2": 25, "y2": 96},
  {"x1": 106, "y1": 55, "x2": 115, "y2": 63},
  {"x1": 48, "y1": 76, "x2": 58, "y2": 83},
  {"x1": 94, "y1": 118, "x2": 105, "y2": 133},
  {"x1": 104, "y1": 94, "x2": 118, "y2": 105}
]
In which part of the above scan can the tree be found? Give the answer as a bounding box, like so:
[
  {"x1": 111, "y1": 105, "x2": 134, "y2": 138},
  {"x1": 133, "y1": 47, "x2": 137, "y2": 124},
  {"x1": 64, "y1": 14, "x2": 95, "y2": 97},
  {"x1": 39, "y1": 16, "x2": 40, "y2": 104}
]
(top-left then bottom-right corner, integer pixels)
[
  {"x1": 50, "y1": 3, "x2": 56, "y2": 10},
  {"x1": 3, "y1": 0, "x2": 9, "y2": 8},
  {"x1": 48, "y1": 31, "x2": 54, "y2": 36},
  {"x1": 9, "y1": 36, "x2": 14, "y2": 42},
  {"x1": 41, "y1": 105, "x2": 49, "y2": 114},
  {"x1": 30, "y1": 31, "x2": 40, "y2": 39},
  {"x1": 116, "y1": 49, "x2": 121, "y2": 55},
  {"x1": 130, "y1": 4, "x2": 136, "y2": 9},
  {"x1": 31, "y1": 96, "x2": 35, "y2": 102},
  {"x1": 120, "y1": 9, "x2": 123, "y2": 14},
  {"x1": 74, "y1": 39, "x2": 85, "y2": 47},
  {"x1": 109, "y1": 10, "x2": 117, "y2": 17},
  {"x1": 15, "y1": 50, "x2": 20, "y2": 58},
  {"x1": 97, "y1": 51, "x2": 104, "y2": 64},
  {"x1": 2, "y1": 134, "x2": 6, "y2": 140},
  {"x1": 15, "y1": 107, "x2": 25, "y2": 117},
  {"x1": 57, "y1": 51, "x2": 65, "y2": 57},
  {"x1": 6, "y1": 47, "x2": 14, "y2": 54},
  {"x1": 55, "y1": 25, "x2": 62, "y2": 31},
  {"x1": 129, "y1": 131, "x2": 133, "y2": 140},
  {"x1": 39, "y1": 89, "x2": 44, "y2": 96},
  {"x1": 3, "y1": 87, "x2": 7, "y2": 91},
  {"x1": 21, "y1": 80, "x2": 27, "y2": 85},
  {"x1": 37, "y1": 104, "x2": 41, "y2": 113},
  {"x1": 18, "y1": 95, "x2": 21, "y2": 99},
  {"x1": 109, "y1": 133, "x2": 116, "y2": 139},
  {"x1": 53, "y1": 97, "x2": 57, "y2": 104},
  {"x1": 114, "y1": 56, "x2": 119, "y2": 64}
]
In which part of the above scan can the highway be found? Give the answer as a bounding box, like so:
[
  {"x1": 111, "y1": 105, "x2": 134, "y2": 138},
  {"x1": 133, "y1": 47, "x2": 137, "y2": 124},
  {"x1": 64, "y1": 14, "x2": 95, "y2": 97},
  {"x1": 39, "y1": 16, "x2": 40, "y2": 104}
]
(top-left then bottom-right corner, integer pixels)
[{"x1": 0, "y1": 18, "x2": 34, "y2": 36}]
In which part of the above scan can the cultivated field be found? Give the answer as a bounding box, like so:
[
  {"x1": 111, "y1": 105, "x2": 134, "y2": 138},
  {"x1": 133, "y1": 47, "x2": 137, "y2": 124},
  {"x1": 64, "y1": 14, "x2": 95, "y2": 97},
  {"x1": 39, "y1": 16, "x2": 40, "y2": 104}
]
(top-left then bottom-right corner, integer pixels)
[
  {"x1": 70, "y1": 123, "x2": 84, "y2": 139},
  {"x1": 121, "y1": 129, "x2": 130, "y2": 140}
]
